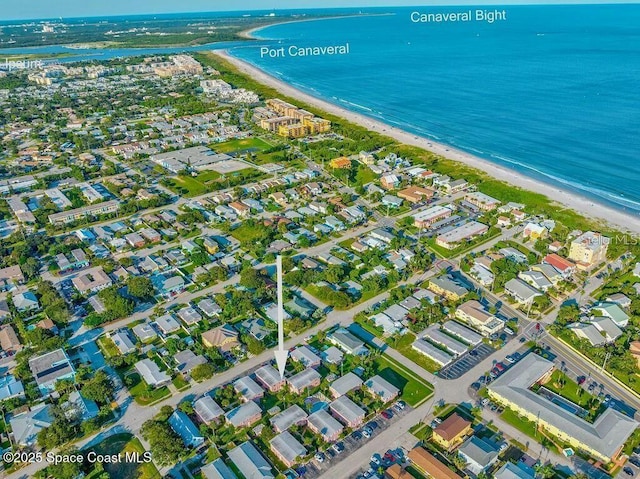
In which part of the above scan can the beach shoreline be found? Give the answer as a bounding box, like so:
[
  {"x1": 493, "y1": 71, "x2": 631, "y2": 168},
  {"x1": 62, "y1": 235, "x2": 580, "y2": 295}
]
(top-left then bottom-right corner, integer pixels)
[
  {"x1": 213, "y1": 49, "x2": 640, "y2": 235},
  {"x1": 239, "y1": 13, "x2": 394, "y2": 40}
]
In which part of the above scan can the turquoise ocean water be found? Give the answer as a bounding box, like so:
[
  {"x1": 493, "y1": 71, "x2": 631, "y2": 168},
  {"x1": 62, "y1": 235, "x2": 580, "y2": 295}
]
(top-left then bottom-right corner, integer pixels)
[{"x1": 230, "y1": 5, "x2": 640, "y2": 216}]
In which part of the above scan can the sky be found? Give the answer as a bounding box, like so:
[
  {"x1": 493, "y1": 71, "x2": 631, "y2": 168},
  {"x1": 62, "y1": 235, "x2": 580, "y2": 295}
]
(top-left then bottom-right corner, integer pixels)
[{"x1": 2, "y1": 0, "x2": 635, "y2": 21}]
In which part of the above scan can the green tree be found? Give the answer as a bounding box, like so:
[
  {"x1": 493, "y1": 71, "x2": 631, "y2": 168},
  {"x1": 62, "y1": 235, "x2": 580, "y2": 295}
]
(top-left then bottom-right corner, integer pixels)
[
  {"x1": 191, "y1": 363, "x2": 216, "y2": 382},
  {"x1": 81, "y1": 370, "x2": 114, "y2": 405},
  {"x1": 126, "y1": 276, "x2": 154, "y2": 300}
]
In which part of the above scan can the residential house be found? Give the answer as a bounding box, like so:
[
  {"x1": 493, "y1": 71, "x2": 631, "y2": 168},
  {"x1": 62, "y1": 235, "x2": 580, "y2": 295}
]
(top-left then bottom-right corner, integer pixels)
[
  {"x1": 592, "y1": 302, "x2": 630, "y2": 328},
  {"x1": 0, "y1": 324, "x2": 22, "y2": 353},
  {"x1": 198, "y1": 298, "x2": 222, "y2": 317},
  {"x1": 543, "y1": 254, "x2": 576, "y2": 278},
  {"x1": 72, "y1": 267, "x2": 112, "y2": 294},
  {"x1": 169, "y1": 410, "x2": 205, "y2": 447},
  {"x1": 174, "y1": 349, "x2": 207, "y2": 375},
  {"x1": 29, "y1": 349, "x2": 76, "y2": 394},
  {"x1": 9, "y1": 403, "x2": 52, "y2": 446},
  {"x1": 328, "y1": 328, "x2": 368, "y2": 355},
  {"x1": 202, "y1": 325, "x2": 240, "y2": 352},
  {"x1": 13, "y1": 291, "x2": 40, "y2": 312},
  {"x1": 110, "y1": 328, "x2": 136, "y2": 354},
  {"x1": 177, "y1": 306, "x2": 203, "y2": 326},
  {"x1": 504, "y1": 278, "x2": 543, "y2": 305},
  {"x1": 432, "y1": 413, "x2": 472, "y2": 451},
  {"x1": 135, "y1": 358, "x2": 171, "y2": 388},
  {"x1": 457, "y1": 436, "x2": 500, "y2": 475},
  {"x1": 201, "y1": 459, "x2": 238, "y2": 479},
  {"x1": 155, "y1": 314, "x2": 181, "y2": 335},
  {"x1": 290, "y1": 346, "x2": 321, "y2": 368},
  {"x1": 133, "y1": 322, "x2": 158, "y2": 342}
]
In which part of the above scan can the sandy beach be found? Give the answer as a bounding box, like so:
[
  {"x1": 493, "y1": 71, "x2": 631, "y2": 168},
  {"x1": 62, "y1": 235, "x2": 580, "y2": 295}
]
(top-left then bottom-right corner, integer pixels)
[{"x1": 214, "y1": 49, "x2": 640, "y2": 235}]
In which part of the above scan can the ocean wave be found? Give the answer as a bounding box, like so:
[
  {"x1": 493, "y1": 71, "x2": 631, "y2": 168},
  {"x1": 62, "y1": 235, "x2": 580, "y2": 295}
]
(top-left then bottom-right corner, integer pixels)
[
  {"x1": 491, "y1": 154, "x2": 640, "y2": 212},
  {"x1": 338, "y1": 98, "x2": 373, "y2": 112}
]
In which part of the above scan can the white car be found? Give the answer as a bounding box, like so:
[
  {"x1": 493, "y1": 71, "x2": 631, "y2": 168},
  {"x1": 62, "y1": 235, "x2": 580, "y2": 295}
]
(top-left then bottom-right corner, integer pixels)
[
  {"x1": 482, "y1": 398, "x2": 490, "y2": 406},
  {"x1": 363, "y1": 428, "x2": 372, "y2": 438}
]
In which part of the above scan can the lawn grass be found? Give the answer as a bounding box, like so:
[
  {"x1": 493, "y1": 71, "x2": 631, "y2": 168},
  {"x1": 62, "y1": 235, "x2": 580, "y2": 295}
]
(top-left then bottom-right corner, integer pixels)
[
  {"x1": 393, "y1": 332, "x2": 443, "y2": 374},
  {"x1": 86, "y1": 433, "x2": 160, "y2": 479},
  {"x1": 500, "y1": 407, "x2": 539, "y2": 439},
  {"x1": 172, "y1": 374, "x2": 191, "y2": 391},
  {"x1": 543, "y1": 370, "x2": 594, "y2": 409},
  {"x1": 213, "y1": 137, "x2": 273, "y2": 153},
  {"x1": 373, "y1": 354, "x2": 434, "y2": 407},
  {"x1": 97, "y1": 336, "x2": 120, "y2": 358},
  {"x1": 354, "y1": 165, "x2": 378, "y2": 186},
  {"x1": 126, "y1": 372, "x2": 171, "y2": 405}
]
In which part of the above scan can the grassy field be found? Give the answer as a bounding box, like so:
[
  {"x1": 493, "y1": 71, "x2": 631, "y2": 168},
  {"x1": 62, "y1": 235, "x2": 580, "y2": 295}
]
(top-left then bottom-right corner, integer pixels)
[
  {"x1": 373, "y1": 354, "x2": 434, "y2": 407},
  {"x1": 87, "y1": 433, "x2": 160, "y2": 479},
  {"x1": 213, "y1": 137, "x2": 273, "y2": 153},
  {"x1": 393, "y1": 332, "x2": 442, "y2": 374}
]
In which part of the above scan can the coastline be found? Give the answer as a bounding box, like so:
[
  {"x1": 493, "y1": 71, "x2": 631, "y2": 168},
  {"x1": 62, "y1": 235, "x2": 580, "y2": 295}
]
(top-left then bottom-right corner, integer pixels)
[
  {"x1": 214, "y1": 49, "x2": 640, "y2": 236},
  {"x1": 239, "y1": 13, "x2": 395, "y2": 40}
]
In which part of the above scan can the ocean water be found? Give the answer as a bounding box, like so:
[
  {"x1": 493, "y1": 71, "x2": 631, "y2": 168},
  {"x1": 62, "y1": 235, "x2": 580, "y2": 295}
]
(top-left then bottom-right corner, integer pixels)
[{"x1": 230, "y1": 5, "x2": 640, "y2": 216}]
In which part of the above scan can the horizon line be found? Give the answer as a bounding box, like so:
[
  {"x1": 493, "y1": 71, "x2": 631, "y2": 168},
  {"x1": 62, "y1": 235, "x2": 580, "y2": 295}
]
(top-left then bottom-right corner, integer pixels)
[{"x1": 2, "y1": 2, "x2": 637, "y2": 23}]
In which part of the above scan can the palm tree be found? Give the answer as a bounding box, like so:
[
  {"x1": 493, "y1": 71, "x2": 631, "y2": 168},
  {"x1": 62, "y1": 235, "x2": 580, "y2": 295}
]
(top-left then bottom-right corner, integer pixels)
[{"x1": 534, "y1": 462, "x2": 555, "y2": 479}]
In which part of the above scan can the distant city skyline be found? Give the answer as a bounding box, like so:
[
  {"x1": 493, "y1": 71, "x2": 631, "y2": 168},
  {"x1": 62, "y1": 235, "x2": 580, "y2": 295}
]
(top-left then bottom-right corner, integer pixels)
[{"x1": 2, "y1": 0, "x2": 635, "y2": 21}]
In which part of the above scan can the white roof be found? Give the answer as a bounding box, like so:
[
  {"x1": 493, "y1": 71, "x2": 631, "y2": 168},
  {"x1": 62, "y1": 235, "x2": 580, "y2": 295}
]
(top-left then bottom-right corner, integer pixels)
[{"x1": 195, "y1": 395, "x2": 224, "y2": 424}]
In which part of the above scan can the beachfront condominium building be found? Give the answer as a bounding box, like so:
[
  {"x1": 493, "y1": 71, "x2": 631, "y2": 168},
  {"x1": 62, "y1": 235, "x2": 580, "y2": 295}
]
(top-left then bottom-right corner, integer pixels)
[
  {"x1": 263, "y1": 98, "x2": 331, "y2": 138},
  {"x1": 488, "y1": 353, "x2": 638, "y2": 463},
  {"x1": 568, "y1": 231, "x2": 610, "y2": 269}
]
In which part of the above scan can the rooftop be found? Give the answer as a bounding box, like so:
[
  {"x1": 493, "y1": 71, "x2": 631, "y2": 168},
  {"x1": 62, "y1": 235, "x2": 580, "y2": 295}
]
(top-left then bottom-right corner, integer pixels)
[{"x1": 488, "y1": 354, "x2": 638, "y2": 459}]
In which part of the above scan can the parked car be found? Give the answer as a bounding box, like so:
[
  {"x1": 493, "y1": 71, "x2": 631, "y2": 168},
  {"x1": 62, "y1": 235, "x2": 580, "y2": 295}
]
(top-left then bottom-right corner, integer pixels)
[
  {"x1": 395, "y1": 400, "x2": 406, "y2": 410},
  {"x1": 315, "y1": 452, "x2": 325, "y2": 463},
  {"x1": 371, "y1": 454, "x2": 382, "y2": 466},
  {"x1": 577, "y1": 375, "x2": 586, "y2": 385}
]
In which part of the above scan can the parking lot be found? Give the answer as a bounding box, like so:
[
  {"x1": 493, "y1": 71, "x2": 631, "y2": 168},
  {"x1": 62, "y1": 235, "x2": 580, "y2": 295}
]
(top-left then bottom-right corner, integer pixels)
[
  {"x1": 351, "y1": 447, "x2": 408, "y2": 479},
  {"x1": 438, "y1": 343, "x2": 495, "y2": 379},
  {"x1": 301, "y1": 401, "x2": 411, "y2": 479}
]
